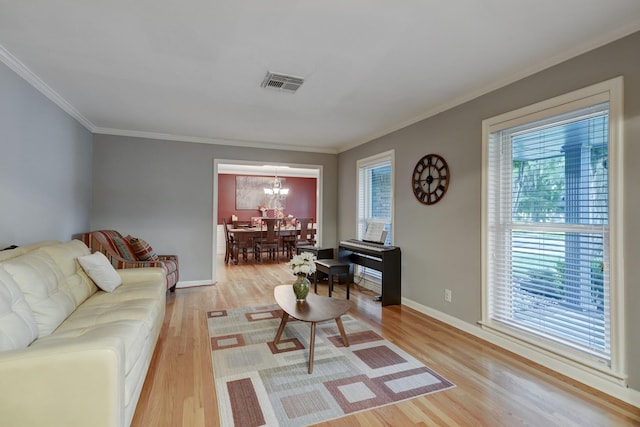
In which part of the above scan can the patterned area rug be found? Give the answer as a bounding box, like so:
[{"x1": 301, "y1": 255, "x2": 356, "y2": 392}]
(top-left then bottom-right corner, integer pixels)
[{"x1": 207, "y1": 304, "x2": 454, "y2": 426}]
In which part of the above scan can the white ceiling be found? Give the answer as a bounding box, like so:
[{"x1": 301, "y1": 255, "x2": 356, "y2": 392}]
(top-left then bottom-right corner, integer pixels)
[{"x1": 2, "y1": 1, "x2": 640, "y2": 154}]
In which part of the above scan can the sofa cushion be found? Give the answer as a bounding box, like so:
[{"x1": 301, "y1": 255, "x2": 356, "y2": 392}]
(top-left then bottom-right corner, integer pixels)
[
  {"x1": 0, "y1": 268, "x2": 38, "y2": 351},
  {"x1": 61, "y1": 294, "x2": 164, "y2": 334},
  {"x1": 127, "y1": 236, "x2": 159, "y2": 261},
  {"x1": 33, "y1": 319, "x2": 148, "y2": 377},
  {"x1": 40, "y1": 240, "x2": 98, "y2": 305},
  {"x1": 78, "y1": 252, "x2": 123, "y2": 292},
  {"x1": 1, "y1": 250, "x2": 76, "y2": 337},
  {"x1": 0, "y1": 240, "x2": 60, "y2": 262}
]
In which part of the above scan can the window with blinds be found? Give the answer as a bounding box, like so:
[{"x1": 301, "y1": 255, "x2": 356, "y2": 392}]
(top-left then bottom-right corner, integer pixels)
[
  {"x1": 482, "y1": 78, "x2": 624, "y2": 377},
  {"x1": 357, "y1": 150, "x2": 394, "y2": 281}
]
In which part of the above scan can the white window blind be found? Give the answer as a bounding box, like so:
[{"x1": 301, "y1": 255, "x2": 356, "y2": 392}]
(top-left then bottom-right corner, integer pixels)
[
  {"x1": 482, "y1": 78, "x2": 624, "y2": 378},
  {"x1": 357, "y1": 151, "x2": 394, "y2": 281}
]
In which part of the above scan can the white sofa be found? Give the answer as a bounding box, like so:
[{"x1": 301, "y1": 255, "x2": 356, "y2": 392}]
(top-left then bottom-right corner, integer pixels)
[{"x1": 0, "y1": 240, "x2": 166, "y2": 427}]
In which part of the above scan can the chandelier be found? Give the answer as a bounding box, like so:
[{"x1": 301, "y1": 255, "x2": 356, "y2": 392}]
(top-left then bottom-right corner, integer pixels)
[{"x1": 264, "y1": 173, "x2": 289, "y2": 196}]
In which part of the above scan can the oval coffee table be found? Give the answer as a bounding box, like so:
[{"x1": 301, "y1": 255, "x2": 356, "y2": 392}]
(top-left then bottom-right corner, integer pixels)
[{"x1": 273, "y1": 285, "x2": 350, "y2": 374}]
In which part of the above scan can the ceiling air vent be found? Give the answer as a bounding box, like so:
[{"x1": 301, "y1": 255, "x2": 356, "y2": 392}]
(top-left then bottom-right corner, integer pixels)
[{"x1": 260, "y1": 71, "x2": 304, "y2": 93}]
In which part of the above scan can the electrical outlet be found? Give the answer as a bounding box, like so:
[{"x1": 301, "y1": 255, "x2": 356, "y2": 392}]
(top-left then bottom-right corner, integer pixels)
[{"x1": 444, "y1": 289, "x2": 452, "y2": 303}]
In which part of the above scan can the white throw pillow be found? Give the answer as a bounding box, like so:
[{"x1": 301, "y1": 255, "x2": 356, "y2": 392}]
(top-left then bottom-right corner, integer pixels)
[{"x1": 77, "y1": 252, "x2": 122, "y2": 292}]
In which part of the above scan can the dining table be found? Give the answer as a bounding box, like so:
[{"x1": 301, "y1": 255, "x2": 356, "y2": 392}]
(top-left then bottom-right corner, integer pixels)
[{"x1": 227, "y1": 225, "x2": 316, "y2": 264}]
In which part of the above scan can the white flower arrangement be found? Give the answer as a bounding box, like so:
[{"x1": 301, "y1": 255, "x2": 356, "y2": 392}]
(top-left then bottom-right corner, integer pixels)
[{"x1": 288, "y1": 252, "x2": 316, "y2": 276}]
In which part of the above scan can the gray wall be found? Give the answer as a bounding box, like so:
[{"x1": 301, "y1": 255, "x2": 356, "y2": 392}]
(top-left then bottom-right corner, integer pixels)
[
  {"x1": 0, "y1": 62, "x2": 92, "y2": 246},
  {"x1": 91, "y1": 134, "x2": 338, "y2": 282},
  {"x1": 338, "y1": 31, "x2": 640, "y2": 391}
]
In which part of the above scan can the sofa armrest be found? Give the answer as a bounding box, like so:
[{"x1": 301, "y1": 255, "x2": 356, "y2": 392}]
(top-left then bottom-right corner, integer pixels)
[
  {"x1": 116, "y1": 259, "x2": 167, "y2": 269},
  {"x1": 0, "y1": 339, "x2": 124, "y2": 427},
  {"x1": 117, "y1": 266, "x2": 166, "y2": 285}
]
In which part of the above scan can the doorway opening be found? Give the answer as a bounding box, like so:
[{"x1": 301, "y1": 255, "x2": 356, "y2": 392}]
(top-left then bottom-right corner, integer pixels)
[{"x1": 212, "y1": 160, "x2": 322, "y2": 282}]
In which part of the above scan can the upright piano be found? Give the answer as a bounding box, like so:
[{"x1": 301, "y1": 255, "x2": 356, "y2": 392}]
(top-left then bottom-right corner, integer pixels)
[{"x1": 338, "y1": 239, "x2": 401, "y2": 306}]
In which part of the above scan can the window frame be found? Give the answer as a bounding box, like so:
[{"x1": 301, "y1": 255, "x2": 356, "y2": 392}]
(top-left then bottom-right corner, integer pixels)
[
  {"x1": 481, "y1": 77, "x2": 626, "y2": 383},
  {"x1": 356, "y1": 150, "x2": 395, "y2": 282}
]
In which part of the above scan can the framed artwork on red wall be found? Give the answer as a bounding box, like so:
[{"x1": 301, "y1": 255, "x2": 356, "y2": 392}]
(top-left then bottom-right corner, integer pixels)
[{"x1": 235, "y1": 176, "x2": 286, "y2": 210}]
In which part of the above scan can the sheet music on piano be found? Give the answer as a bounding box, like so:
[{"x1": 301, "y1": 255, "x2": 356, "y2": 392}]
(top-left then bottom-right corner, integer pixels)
[{"x1": 363, "y1": 221, "x2": 387, "y2": 244}]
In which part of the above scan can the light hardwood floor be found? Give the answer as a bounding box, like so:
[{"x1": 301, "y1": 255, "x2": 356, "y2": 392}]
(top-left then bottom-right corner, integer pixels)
[{"x1": 131, "y1": 256, "x2": 640, "y2": 427}]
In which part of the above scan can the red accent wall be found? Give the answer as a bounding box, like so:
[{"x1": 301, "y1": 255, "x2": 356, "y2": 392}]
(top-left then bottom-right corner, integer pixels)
[{"x1": 218, "y1": 174, "x2": 317, "y2": 224}]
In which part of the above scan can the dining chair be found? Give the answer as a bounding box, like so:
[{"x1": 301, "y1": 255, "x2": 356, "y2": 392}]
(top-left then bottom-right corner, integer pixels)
[
  {"x1": 226, "y1": 218, "x2": 252, "y2": 264},
  {"x1": 232, "y1": 220, "x2": 251, "y2": 228},
  {"x1": 254, "y1": 218, "x2": 282, "y2": 263},
  {"x1": 285, "y1": 217, "x2": 316, "y2": 258},
  {"x1": 222, "y1": 218, "x2": 236, "y2": 264}
]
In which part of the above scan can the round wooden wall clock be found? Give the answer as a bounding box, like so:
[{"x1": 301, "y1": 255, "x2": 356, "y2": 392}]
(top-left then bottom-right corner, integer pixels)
[{"x1": 412, "y1": 153, "x2": 449, "y2": 205}]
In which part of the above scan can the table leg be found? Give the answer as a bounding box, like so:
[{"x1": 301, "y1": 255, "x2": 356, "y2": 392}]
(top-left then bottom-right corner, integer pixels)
[
  {"x1": 314, "y1": 271, "x2": 318, "y2": 294},
  {"x1": 335, "y1": 317, "x2": 349, "y2": 347},
  {"x1": 308, "y1": 322, "x2": 316, "y2": 374},
  {"x1": 273, "y1": 312, "x2": 289, "y2": 345}
]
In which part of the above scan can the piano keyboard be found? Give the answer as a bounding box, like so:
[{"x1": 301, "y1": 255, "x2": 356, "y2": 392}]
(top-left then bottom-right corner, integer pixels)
[{"x1": 339, "y1": 239, "x2": 395, "y2": 252}]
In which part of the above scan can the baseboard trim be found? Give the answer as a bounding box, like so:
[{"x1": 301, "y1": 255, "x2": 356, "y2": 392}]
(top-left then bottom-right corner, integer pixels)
[
  {"x1": 401, "y1": 296, "x2": 640, "y2": 409},
  {"x1": 176, "y1": 280, "x2": 215, "y2": 288}
]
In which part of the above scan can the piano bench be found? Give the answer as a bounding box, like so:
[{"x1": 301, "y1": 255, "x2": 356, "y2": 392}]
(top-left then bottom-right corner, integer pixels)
[
  {"x1": 298, "y1": 247, "x2": 334, "y2": 281},
  {"x1": 296, "y1": 246, "x2": 334, "y2": 260},
  {"x1": 314, "y1": 259, "x2": 351, "y2": 299}
]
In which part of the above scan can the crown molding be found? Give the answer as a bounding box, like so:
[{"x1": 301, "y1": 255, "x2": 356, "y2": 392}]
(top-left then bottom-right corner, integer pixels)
[
  {"x1": 0, "y1": 43, "x2": 336, "y2": 154},
  {"x1": 4, "y1": 18, "x2": 639, "y2": 156},
  {"x1": 0, "y1": 43, "x2": 95, "y2": 132},
  {"x1": 338, "y1": 21, "x2": 640, "y2": 153},
  {"x1": 93, "y1": 127, "x2": 338, "y2": 154}
]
